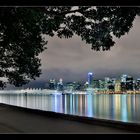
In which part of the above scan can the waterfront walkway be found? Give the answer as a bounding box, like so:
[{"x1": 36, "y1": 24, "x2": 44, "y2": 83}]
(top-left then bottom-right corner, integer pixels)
[{"x1": 0, "y1": 104, "x2": 137, "y2": 134}]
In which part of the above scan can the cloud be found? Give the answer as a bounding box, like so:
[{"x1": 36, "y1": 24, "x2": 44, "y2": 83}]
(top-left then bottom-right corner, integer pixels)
[{"x1": 37, "y1": 16, "x2": 140, "y2": 83}]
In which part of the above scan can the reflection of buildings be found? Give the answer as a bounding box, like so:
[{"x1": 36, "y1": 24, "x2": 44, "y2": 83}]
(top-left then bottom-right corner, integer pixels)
[
  {"x1": 121, "y1": 95, "x2": 128, "y2": 122},
  {"x1": 114, "y1": 95, "x2": 121, "y2": 120},
  {"x1": 1, "y1": 92, "x2": 138, "y2": 123},
  {"x1": 86, "y1": 94, "x2": 93, "y2": 117},
  {"x1": 54, "y1": 95, "x2": 63, "y2": 112}
]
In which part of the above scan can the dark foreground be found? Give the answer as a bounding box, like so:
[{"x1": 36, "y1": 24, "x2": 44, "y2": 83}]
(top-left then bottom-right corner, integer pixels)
[{"x1": 0, "y1": 104, "x2": 139, "y2": 134}]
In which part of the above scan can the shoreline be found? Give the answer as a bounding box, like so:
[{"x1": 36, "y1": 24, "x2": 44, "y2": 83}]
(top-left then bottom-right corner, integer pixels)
[{"x1": 0, "y1": 103, "x2": 140, "y2": 133}]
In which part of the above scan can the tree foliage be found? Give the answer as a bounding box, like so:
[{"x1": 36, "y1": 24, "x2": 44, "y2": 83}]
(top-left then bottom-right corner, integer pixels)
[{"x1": 0, "y1": 6, "x2": 140, "y2": 88}]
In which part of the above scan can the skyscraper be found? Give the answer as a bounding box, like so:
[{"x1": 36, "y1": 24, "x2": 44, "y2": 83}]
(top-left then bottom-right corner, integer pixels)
[
  {"x1": 135, "y1": 78, "x2": 140, "y2": 90},
  {"x1": 126, "y1": 76, "x2": 133, "y2": 90},
  {"x1": 115, "y1": 80, "x2": 121, "y2": 92},
  {"x1": 121, "y1": 74, "x2": 134, "y2": 91},
  {"x1": 57, "y1": 78, "x2": 64, "y2": 91},
  {"x1": 88, "y1": 72, "x2": 93, "y2": 85},
  {"x1": 49, "y1": 79, "x2": 56, "y2": 89},
  {"x1": 121, "y1": 74, "x2": 127, "y2": 82}
]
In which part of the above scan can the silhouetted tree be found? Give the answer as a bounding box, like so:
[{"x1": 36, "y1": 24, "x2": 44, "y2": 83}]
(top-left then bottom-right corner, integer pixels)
[{"x1": 0, "y1": 6, "x2": 140, "y2": 88}]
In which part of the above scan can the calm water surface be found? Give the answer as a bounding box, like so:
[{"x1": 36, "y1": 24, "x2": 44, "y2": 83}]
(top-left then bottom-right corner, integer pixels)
[{"x1": 0, "y1": 93, "x2": 140, "y2": 123}]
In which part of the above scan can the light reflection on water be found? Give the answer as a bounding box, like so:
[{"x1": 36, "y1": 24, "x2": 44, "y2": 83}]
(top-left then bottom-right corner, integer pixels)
[{"x1": 0, "y1": 94, "x2": 140, "y2": 123}]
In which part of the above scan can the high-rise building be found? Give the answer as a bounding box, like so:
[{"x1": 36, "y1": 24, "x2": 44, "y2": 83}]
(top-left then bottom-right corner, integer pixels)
[
  {"x1": 112, "y1": 78, "x2": 116, "y2": 85},
  {"x1": 121, "y1": 74, "x2": 127, "y2": 91},
  {"x1": 121, "y1": 74, "x2": 127, "y2": 82},
  {"x1": 59, "y1": 78, "x2": 63, "y2": 84},
  {"x1": 99, "y1": 80, "x2": 106, "y2": 90},
  {"x1": 105, "y1": 77, "x2": 110, "y2": 82},
  {"x1": 66, "y1": 83, "x2": 74, "y2": 91},
  {"x1": 93, "y1": 80, "x2": 100, "y2": 89},
  {"x1": 135, "y1": 78, "x2": 140, "y2": 90},
  {"x1": 115, "y1": 80, "x2": 121, "y2": 92},
  {"x1": 104, "y1": 77, "x2": 115, "y2": 91},
  {"x1": 120, "y1": 74, "x2": 134, "y2": 91},
  {"x1": 126, "y1": 76, "x2": 133, "y2": 90},
  {"x1": 57, "y1": 78, "x2": 64, "y2": 91},
  {"x1": 49, "y1": 79, "x2": 56, "y2": 89},
  {"x1": 84, "y1": 81, "x2": 89, "y2": 90},
  {"x1": 88, "y1": 72, "x2": 93, "y2": 85},
  {"x1": 104, "y1": 77, "x2": 110, "y2": 90}
]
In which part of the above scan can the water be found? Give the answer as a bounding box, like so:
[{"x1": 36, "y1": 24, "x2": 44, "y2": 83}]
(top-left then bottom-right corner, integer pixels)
[{"x1": 0, "y1": 93, "x2": 140, "y2": 123}]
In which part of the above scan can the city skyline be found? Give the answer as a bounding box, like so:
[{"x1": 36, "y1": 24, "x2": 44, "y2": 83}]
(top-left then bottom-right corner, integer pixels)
[
  {"x1": 5, "y1": 15, "x2": 140, "y2": 89},
  {"x1": 39, "y1": 16, "x2": 140, "y2": 80},
  {"x1": 1, "y1": 6, "x2": 140, "y2": 134}
]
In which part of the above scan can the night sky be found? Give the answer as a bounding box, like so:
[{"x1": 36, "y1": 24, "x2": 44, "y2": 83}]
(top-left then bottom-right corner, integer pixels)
[{"x1": 6, "y1": 15, "x2": 140, "y2": 89}]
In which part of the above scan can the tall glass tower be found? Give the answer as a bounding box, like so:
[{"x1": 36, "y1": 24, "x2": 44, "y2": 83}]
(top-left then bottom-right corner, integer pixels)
[
  {"x1": 121, "y1": 74, "x2": 127, "y2": 82},
  {"x1": 88, "y1": 72, "x2": 93, "y2": 85}
]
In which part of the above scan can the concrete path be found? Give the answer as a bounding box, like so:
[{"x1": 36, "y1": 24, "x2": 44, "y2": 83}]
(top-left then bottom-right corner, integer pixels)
[{"x1": 0, "y1": 105, "x2": 136, "y2": 134}]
